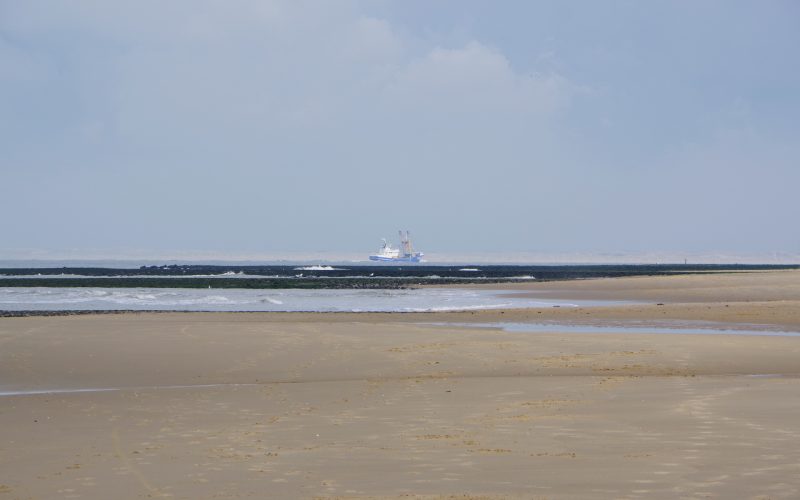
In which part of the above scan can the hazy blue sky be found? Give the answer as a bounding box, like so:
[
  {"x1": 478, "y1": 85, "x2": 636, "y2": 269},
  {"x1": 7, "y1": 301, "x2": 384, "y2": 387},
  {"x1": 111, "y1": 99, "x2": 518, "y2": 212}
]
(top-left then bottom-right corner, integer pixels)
[{"x1": 2, "y1": 1, "x2": 798, "y2": 259}]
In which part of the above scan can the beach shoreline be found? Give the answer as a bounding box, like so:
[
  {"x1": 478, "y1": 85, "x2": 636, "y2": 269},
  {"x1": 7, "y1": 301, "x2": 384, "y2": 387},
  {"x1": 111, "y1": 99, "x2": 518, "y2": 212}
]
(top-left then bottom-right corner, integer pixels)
[{"x1": 1, "y1": 270, "x2": 799, "y2": 498}]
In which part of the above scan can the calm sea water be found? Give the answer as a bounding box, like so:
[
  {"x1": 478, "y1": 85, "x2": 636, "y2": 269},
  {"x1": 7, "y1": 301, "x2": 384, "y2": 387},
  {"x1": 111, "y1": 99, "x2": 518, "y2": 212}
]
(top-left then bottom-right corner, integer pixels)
[
  {"x1": 1, "y1": 264, "x2": 795, "y2": 291},
  {"x1": 1, "y1": 263, "x2": 793, "y2": 280}
]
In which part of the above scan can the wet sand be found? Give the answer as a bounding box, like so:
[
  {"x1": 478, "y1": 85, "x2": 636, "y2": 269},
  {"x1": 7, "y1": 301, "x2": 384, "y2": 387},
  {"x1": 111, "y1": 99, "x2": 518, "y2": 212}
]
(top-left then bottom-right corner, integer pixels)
[{"x1": 1, "y1": 271, "x2": 799, "y2": 499}]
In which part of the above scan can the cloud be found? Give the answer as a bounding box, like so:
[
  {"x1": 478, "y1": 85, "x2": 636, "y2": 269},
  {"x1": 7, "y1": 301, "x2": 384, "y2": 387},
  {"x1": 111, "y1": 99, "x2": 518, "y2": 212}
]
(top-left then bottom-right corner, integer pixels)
[
  {"x1": 344, "y1": 17, "x2": 404, "y2": 62},
  {"x1": 1, "y1": 2, "x2": 574, "y2": 147},
  {"x1": 385, "y1": 41, "x2": 572, "y2": 115}
]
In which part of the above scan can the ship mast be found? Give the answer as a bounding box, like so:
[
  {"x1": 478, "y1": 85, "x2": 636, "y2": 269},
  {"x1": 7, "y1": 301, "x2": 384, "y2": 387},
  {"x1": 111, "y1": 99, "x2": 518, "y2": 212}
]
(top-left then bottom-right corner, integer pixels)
[{"x1": 398, "y1": 230, "x2": 411, "y2": 256}]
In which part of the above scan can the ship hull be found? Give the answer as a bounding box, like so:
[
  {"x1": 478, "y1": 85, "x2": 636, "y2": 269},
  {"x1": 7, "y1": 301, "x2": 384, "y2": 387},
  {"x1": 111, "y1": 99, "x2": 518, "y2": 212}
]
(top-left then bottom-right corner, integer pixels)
[{"x1": 369, "y1": 255, "x2": 423, "y2": 263}]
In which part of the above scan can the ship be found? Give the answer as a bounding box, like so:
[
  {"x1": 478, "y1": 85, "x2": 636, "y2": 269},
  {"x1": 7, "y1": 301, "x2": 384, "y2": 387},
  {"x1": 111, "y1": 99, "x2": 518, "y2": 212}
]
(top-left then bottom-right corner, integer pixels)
[{"x1": 369, "y1": 230, "x2": 424, "y2": 263}]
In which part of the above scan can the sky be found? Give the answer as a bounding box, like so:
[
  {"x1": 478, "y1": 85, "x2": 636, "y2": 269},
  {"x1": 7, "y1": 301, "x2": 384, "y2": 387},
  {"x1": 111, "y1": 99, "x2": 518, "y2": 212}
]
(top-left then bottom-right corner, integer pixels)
[{"x1": 1, "y1": 1, "x2": 799, "y2": 261}]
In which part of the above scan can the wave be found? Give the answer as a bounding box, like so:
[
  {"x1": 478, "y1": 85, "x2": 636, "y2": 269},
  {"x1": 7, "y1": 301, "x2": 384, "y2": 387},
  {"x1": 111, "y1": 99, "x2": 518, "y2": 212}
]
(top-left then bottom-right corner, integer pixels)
[
  {"x1": 0, "y1": 287, "x2": 606, "y2": 313},
  {"x1": 292, "y1": 265, "x2": 348, "y2": 271}
]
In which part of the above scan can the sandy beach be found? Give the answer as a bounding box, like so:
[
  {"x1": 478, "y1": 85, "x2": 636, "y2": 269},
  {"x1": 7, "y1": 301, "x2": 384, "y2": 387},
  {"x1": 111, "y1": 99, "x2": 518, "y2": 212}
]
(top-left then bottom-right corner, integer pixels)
[{"x1": 1, "y1": 271, "x2": 799, "y2": 499}]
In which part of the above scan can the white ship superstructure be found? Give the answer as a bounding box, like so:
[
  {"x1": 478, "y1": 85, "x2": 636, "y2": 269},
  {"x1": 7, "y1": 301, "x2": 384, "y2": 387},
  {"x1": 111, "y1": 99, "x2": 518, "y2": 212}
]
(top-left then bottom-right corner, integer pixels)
[{"x1": 369, "y1": 230, "x2": 424, "y2": 263}]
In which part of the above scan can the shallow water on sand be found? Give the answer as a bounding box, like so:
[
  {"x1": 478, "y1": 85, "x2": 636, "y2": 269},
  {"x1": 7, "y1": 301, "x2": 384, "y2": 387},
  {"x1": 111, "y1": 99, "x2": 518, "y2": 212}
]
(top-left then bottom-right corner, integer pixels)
[
  {"x1": 429, "y1": 321, "x2": 800, "y2": 337},
  {"x1": 0, "y1": 384, "x2": 260, "y2": 397}
]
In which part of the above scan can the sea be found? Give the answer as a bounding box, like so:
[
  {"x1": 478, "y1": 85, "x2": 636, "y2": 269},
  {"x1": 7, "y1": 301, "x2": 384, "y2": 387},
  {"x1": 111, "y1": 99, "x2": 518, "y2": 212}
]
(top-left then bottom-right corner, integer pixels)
[{"x1": 0, "y1": 263, "x2": 795, "y2": 313}]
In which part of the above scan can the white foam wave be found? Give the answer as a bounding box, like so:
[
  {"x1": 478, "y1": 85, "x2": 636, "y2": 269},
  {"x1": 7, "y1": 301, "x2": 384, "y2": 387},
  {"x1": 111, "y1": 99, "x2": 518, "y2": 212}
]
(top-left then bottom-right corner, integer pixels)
[
  {"x1": 292, "y1": 265, "x2": 348, "y2": 271},
  {"x1": 0, "y1": 287, "x2": 607, "y2": 313}
]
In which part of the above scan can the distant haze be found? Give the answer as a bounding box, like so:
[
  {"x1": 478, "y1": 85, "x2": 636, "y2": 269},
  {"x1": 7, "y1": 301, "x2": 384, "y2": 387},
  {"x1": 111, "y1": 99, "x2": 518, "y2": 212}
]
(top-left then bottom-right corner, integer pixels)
[{"x1": 2, "y1": 1, "x2": 798, "y2": 261}]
